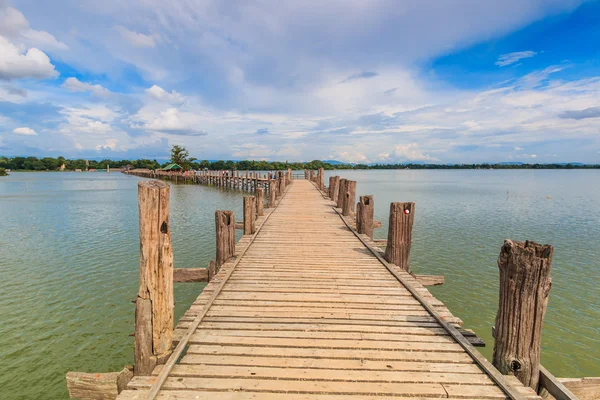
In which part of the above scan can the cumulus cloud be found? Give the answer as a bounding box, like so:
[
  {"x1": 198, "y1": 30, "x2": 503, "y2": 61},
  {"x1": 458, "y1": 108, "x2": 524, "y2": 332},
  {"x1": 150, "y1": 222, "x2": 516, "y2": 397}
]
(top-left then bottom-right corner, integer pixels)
[
  {"x1": 496, "y1": 51, "x2": 537, "y2": 67},
  {"x1": 13, "y1": 127, "x2": 37, "y2": 135},
  {"x1": 0, "y1": 36, "x2": 58, "y2": 80},
  {"x1": 0, "y1": 6, "x2": 68, "y2": 51},
  {"x1": 63, "y1": 77, "x2": 110, "y2": 96},
  {"x1": 138, "y1": 108, "x2": 207, "y2": 136},
  {"x1": 145, "y1": 85, "x2": 185, "y2": 104},
  {"x1": 115, "y1": 26, "x2": 159, "y2": 48}
]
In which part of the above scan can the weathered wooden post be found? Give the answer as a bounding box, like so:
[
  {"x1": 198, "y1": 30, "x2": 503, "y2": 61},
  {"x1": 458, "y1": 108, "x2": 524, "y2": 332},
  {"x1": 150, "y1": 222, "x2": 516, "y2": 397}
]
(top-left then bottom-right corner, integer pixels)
[
  {"x1": 330, "y1": 176, "x2": 340, "y2": 202},
  {"x1": 243, "y1": 196, "x2": 256, "y2": 235},
  {"x1": 135, "y1": 181, "x2": 173, "y2": 376},
  {"x1": 318, "y1": 168, "x2": 325, "y2": 190},
  {"x1": 256, "y1": 188, "x2": 265, "y2": 216},
  {"x1": 356, "y1": 195, "x2": 374, "y2": 239},
  {"x1": 215, "y1": 210, "x2": 235, "y2": 272},
  {"x1": 328, "y1": 177, "x2": 335, "y2": 198},
  {"x1": 384, "y1": 202, "x2": 415, "y2": 271},
  {"x1": 342, "y1": 180, "x2": 356, "y2": 216},
  {"x1": 278, "y1": 171, "x2": 286, "y2": 196},
  {"x1": 309, "y1": 170, "x2": 314, "y2": 182},
  {"x1": 493, "y1": 240, "x2": 553, "y2": 390},
  {"x1": 336, "y1": 178, "x2": 347, "y2": 209},
  {"x1": 268, "y1": 180, "x2": 276, "y2": 207}
]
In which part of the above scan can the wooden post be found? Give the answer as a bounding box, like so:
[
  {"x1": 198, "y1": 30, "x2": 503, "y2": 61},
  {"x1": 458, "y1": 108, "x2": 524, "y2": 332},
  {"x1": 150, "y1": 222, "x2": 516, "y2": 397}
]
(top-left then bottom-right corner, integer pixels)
[
  {"x1": 356, "y1": 195, "x2": 374, "y2": 239},
  {"x1": 336, "y1": 178, "x2": 347, "y2": 209},
  {"x1": 243, "y1": 196, "x2": 256, "y2": 235},
  {"x1": 135, "y1": 181, "x2": 173, "y2": 376},
  {"x1": 328, "y1": 177, "x2": 335, "y2": 198},
  {"x1": 268, "y1": 180, "x2": 276, "y2": 207},
  {"x1": 342, "y1": 180, "x2": 356, "y2": 216},
  {"x1": 215, "y1": 211, "x2": 235, "y2": 269},
  {"x1": 493, "y1": 240, "x2": 553, "y2": 390},
  {"x1": 318, "y1": 167, "x2": 325, "y2": 190},
  {"x1": 329, "y1": 176, "x2": 340, "y2": 203},
  {"x1": 384, "y1": 202, "x2": 415, "y2": 272},
  {"x1": 256, "y1": 188, "x2": 264, "y2": 216}
]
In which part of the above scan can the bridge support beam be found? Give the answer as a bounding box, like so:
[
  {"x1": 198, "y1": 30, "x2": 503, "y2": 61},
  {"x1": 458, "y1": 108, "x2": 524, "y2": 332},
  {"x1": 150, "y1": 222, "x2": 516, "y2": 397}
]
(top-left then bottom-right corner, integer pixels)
[
  {"x1": 493, "y1": 240, "x2": 553, "y2": 391},
  {"x1": 135, "y1": 180, "x2": 174, "y2": 376},
  {"x1": 385, "y1": 202, "x2": 415, "y2": 272},
  {"x1": 356, "y1": 195, "x2": 374, "y2": 239}
]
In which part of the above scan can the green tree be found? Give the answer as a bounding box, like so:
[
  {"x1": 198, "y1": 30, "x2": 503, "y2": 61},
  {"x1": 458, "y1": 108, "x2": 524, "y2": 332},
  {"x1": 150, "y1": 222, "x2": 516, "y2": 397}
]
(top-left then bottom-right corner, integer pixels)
[
  {"x1": 170, "y1": 145, "x2": 191, "y2": 169},
  {"x1": 0, "y1": 168, "x2": 7, "y2": 176}
]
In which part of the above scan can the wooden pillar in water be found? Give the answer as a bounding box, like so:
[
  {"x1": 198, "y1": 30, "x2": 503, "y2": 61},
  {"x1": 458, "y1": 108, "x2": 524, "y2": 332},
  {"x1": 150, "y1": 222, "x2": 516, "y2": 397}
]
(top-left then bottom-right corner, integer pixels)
[
  {"x1": 215, "y1": 210, "x2": 235, "y2": 271},
  {"x1": 356, "y1": 195, "x2": 374, "y2": 239},
  {"x1": 318, "y1": 168, "x2": 325, "y2": 190},
  {"x1": 384, "y1": 202, "x2": 415, "y2": 271},
  {"x1": 342, "y1": 180, "x2": 356, "y2": 216},
  {"x1": 336, "y1": 178, "x2": 347, "y2": 209},
  {"x1": 268, "y1": 180, "x2": 276, "y2": 207},
  {"x1": 493, "y1": 240, "x2": 553, "y2": 390},
  {"x1": 256, "y1": 188, "x2": 265, "y2": 216},
  {"x1": 243, "y1": 196, "x2": 256, "y2": 234},
  {"x1": 328, "y1": 177, "x2": 335, "y2": 198},
  {"x1": 135, "y1": 181, "x2": 173, "y2": 376},
  {"x1": 330, "y1": 176, "x2": 340, "y2": 202}
]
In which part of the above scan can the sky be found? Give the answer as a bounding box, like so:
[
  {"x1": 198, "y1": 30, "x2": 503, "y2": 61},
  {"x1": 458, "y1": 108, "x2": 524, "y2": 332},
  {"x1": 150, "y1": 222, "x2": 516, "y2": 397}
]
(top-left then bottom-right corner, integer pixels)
[{"x1": 0, "y1": 0, "x2": 599, "y2": 164}]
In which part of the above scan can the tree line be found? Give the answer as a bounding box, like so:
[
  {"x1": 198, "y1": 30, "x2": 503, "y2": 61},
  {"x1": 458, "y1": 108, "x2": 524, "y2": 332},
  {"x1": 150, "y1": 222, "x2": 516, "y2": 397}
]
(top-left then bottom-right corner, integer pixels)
[{"x1": 1, "y1": 150, "x2": 598, "y2": 173}]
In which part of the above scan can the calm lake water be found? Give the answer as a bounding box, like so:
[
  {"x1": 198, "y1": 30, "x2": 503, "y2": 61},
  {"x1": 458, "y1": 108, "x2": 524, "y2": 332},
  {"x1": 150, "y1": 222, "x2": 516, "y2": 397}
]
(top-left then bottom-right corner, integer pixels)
[{"x1": 0, "y1": 170, "x2": 598, "y2": 399}]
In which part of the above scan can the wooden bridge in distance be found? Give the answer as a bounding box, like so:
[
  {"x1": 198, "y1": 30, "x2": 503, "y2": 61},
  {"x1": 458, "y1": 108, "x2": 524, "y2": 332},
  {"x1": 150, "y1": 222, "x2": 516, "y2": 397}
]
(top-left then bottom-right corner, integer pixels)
[
  {"x1": 67, "y1": 170, "x2": 589, "y2": 400},
  {"x1": 118, "y1": 176, "x2": 552, "y2": 400}
]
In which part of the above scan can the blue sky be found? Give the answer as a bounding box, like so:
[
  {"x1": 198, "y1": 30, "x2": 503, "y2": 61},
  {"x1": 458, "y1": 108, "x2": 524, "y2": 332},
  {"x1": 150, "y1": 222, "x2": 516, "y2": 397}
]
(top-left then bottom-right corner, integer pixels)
[{"x1": 0, "y1": 0, "x2": 599, "y2": 163}]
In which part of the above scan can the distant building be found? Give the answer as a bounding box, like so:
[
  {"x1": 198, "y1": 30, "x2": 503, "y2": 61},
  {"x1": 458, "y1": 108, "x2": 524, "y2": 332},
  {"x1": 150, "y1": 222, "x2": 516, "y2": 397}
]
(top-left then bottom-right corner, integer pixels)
[
  {"x1": 59, "y1": 163, "x2": 66, "y2": 171},
  {"x1": 161, "y1": 163, "x2": 183, "y2": 171}
]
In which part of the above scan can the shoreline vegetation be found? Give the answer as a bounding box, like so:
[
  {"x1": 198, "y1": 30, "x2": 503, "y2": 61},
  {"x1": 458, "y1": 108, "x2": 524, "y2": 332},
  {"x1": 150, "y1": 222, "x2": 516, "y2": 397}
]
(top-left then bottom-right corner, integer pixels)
[{"x1": 1, "y1": 154, "x2": 599, "y2": 172}]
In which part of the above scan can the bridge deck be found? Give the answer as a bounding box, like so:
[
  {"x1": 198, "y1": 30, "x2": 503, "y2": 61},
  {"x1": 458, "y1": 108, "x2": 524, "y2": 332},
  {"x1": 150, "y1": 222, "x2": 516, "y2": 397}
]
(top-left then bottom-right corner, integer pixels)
[{"x1": 120, "y1": 180, "x2": 540, "y2": 399}]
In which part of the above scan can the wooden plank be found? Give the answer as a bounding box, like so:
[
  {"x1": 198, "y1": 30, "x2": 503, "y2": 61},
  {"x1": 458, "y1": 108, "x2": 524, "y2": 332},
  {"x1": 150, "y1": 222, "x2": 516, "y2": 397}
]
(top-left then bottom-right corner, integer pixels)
[
  {"x1": 66, "y1": 368, "x2": 133, "y2": 400},
  {"x1": 173, "y1": 268, "x2": 208, "y2": 283},
  {"x1": 557, "y1": 377, "x2": 600, "y2": 400}
]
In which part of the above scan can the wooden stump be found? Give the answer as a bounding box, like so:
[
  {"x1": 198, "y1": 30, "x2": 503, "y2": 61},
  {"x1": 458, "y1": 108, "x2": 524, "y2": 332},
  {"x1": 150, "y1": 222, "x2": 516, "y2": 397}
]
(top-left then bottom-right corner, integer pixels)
[
  {"x1": 330, "y1": 176, "x2": 340, "y2": 203},
  {"x1": 268, "y1": 180, "x2": 276, "y2": 207},
  {"x1": 356, "y1": 195, "x2": 374, "y2": 239},
  {"x1": 256, "y1": 188, "x2": 265, "y2": 216},
  {"x1": 243, "y1": 196, "x2": 256, "y2": 235},
  {"x1": 215, "y1": 210, "x2": 235, "y2": 268},
  {"x1": 342, "y1": 180, "x2": 356, "y2": 216},
  {"x1": 493, "y1": 239, "x2": 553, "y2": 390},
  {"x1": 318, "y1": 167, "x2": 325, "y2": 190},
  {"x1": 384, "y1": 202, "x2": 415, "y2": 272},
  {"x1": 336, "y1": 179, "x2": 347, "y2": 209},
  {"x1": 136, "y1": 181, "x2": 173, "y2": 376}
]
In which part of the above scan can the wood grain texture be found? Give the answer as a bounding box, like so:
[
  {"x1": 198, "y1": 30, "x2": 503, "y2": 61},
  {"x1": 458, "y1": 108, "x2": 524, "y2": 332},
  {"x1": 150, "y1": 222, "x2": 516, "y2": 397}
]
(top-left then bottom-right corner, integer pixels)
[
  {"x1": 493, "y1": 240, "x2": 553, "y2": 390},
  {"x1": 136, "y1": 181, "x2": 173, "y2": 375},
  {"x1": 385, "y1": 201, "x2": 415, "y2": 272}
]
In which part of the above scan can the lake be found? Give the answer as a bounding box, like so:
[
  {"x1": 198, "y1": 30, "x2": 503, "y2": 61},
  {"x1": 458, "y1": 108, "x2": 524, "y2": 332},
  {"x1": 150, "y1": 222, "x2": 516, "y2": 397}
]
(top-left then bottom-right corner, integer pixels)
[{"x1": 0, "y1": 170, "x2": 598, "y2": 399}]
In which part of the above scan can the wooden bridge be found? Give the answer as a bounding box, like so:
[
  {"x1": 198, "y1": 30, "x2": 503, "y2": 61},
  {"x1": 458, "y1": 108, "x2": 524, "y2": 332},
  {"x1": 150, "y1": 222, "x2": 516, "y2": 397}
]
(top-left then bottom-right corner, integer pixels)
[
  {"x1": 67, "y1": 171, "x2": 588, "y2": 400},
  {"x1": 119, "y1": 178, "x2": 547, "y2": 400}
]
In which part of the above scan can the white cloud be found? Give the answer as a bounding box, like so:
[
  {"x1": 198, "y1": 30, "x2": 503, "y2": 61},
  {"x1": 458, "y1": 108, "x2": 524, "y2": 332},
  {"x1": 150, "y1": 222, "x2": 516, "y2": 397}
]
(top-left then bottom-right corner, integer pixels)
[
  {"x1": 496, "y1": 51, "x2": 537, "y2": 67},
  {"x1": 63, "y1": 77, "x2": 110, "y2": 96},
  {"x1": 115, "y1": 26, "x2": 159, "y2": 48},
  {"x1": 514, "y1": 146, "x2": 524, "y2": 151},
  {"x1": 0, "y1": 6, "x2": 68, "y2": 51},
  {"x1": 13, "y1": 127, "x2": 37, "y2": 136},
  {"x1": 389, "y1": 143, "x2": 439, "y2": 162},
  {"x1": 146, "y1": 85, "x2": 185, "y2": 104},
  {"x1": 0, "y1": 36, "x2": 58, "y2": 80}
]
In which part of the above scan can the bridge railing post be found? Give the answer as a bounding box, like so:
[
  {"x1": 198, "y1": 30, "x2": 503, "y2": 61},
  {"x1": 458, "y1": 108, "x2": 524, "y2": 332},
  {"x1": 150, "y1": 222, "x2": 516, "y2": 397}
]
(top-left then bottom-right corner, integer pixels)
[
  {"x1": 336, "y1": 178, "x2": 347, "y2": 209},
  {"x1": 356, "y1": 195, "x2": 374, "y2": 239},
  {"x1": 384, "y1": 202, "x2": 415, "y2": 271},
  {"x1": 135, "y1": 180, "x2": 174, "y2": 376},
  {"x1": 342, "y1": 180, "x2": 356, "y2": 216},
  {"x1": 256, "y1": 188, "x2": 265, "y2": 216},
  {"x1": 243, "y1": 196, "x2": 256, "y2": 234},
  {"x1": 215, "y1": 210, "x2": 235, "y2": 273},
  {"x1": 493, "y1": 240, "x2": 553, "y2": 390}
]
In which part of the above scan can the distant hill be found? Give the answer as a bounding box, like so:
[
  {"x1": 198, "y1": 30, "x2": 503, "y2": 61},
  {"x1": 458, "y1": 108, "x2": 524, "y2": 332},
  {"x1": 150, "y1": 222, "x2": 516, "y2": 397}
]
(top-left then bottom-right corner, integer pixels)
[{"x1": 322, "y1": 159, "x2": 355, "y2": 165}]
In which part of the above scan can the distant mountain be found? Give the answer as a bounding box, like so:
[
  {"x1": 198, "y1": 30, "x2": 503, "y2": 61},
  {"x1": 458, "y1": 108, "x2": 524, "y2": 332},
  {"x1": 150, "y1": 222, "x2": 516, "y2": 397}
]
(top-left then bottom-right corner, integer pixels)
[
  {"x1": 322, "y1": 159, "x2": 355, "y2": 165},
  {"x1": 497, "y1": 162, "x2": 524, "y2": 165}
]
